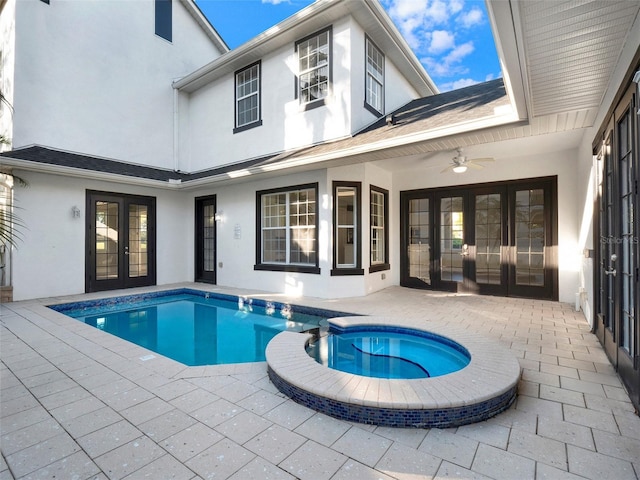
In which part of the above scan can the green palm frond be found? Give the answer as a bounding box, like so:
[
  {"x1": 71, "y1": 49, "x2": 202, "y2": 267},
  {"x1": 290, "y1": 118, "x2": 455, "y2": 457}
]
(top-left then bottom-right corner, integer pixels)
[{"x1": 0, "y1": 172, "x2": 28, "y2": 248}]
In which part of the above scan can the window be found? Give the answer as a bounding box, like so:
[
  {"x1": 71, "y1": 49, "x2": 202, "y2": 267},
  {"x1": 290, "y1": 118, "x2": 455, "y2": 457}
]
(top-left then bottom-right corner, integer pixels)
[
  {"x1": 332, "y1": 182, "x2": 363, "y2": 275},
  {"x1": 234, "y1": 62, "x2": 262, "y2": 132},
  {"x1": 296, "y1": 27, "x2": 332, "y2": 109},
  {"x1": 365, "y1": 37, "x2": 384, "y2": 115},
  {"x1": 155, "y1": 0, "x2": 172, "y2": 42},
  {"x1": 256, "y1": 184, "x2": 319, "y2": 273},
  {"x1": 370, "y1": 186, "x2": 389, "y2": 272}
]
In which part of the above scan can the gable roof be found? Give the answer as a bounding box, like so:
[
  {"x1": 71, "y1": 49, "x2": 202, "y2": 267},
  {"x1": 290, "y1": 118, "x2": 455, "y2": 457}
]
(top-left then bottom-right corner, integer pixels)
[{"x1": 173, "y1": 0, "x2": 437, "y2": 96}]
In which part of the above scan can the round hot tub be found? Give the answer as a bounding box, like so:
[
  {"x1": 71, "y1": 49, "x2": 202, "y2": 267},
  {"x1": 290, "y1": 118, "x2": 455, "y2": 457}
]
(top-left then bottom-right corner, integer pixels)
[
  {"x1": 266, "y1": 316, "x2": 521, "y2": 428},
  {"x1": 307, "y1": 326, "x2": 470, "y2": 379}
]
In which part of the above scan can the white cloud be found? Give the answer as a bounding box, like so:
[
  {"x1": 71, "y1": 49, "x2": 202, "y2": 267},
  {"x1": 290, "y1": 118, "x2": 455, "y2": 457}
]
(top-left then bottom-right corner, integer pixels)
[
  {"x1": 459, "y1": 7, "x2": 483, "y2": 28},
  {"x1": 444, "y1": 41, "x2": 474, "y2": 63},
  {"x1": 261, "y1": 0, "x2": 288, "y2": 4},
  {"x1": 429, "y1": 30, "x2": 455, "y2": 54},
  {"x1": 439, "y1": 78, "x2": 479, "y2": 92}
]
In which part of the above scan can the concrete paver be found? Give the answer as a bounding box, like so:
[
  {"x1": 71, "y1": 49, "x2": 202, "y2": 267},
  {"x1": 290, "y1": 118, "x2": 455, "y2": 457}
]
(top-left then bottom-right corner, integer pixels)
[{"x1": 1, "y1": 284, "x2": 639, "y2": 480}]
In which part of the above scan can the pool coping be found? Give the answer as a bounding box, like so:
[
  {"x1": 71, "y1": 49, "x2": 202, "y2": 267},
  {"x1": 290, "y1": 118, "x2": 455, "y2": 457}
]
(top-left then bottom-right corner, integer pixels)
[{"x1": 266, "y1": 316, "x2": 521, "y2": 427}]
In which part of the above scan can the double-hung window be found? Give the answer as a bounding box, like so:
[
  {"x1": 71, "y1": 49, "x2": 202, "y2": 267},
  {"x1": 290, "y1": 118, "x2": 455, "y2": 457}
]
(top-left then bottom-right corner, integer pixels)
[
  {"x1": 256, "y1": 184, "x2": 319, "y2": 273},
  {"x1": 296, "y1": 27, "x2": 332, "y2": 109},
  {"x1": 234, "y1": 61, "x2": 261, "y2": 132},
  {"x1": 332, "y1": 182, "x2": 363, "y2": 275},
  {"x1": 370, "y1": 186, "x2": 389, "y2": 272},
  {"x1": 365, "y1": 37, "x2": 384, "y2": 115}
]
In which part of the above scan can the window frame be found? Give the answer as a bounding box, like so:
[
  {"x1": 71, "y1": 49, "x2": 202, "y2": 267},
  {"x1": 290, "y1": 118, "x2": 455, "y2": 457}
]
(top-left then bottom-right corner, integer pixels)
[
  {"x1": 369, "y1": 185, "x2": 390, "y2": 273},
  {"x1": 364, "y1": 36, "x2": 384, "y2": 116},
  {"x1": 295, "y1": 26, "x2": 333, "y2": 111},
  {"x1": 154, "y1": 0, "x2": 172, "y2": 42},
  {"x1": 331, "y1": 181, "x2": 363, "y2": 276},
  {"x1": 234, "y1": 61, "x2": 262, "y2": 133},
  {"x1": 255, "y1": 183, "x2": 320, "y2": 274}
]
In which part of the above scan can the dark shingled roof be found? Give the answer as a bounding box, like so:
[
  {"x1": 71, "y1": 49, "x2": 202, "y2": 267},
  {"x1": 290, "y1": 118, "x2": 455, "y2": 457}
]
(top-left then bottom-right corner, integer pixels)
[{"x1": 0, "y1": 79, "x2": 508, "y2": 183}]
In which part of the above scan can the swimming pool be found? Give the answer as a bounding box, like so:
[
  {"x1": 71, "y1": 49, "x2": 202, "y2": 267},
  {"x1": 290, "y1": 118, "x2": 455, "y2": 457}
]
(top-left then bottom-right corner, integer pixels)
[{"x1": 49, "y1": 289, "x2": 350, "y2": 366}]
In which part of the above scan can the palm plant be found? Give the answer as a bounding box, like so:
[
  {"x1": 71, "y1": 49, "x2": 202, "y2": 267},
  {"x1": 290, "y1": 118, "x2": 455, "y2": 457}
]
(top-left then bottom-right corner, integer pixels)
[{"x1": 0, "y1": 135, "x2": 28, "y2": 248}]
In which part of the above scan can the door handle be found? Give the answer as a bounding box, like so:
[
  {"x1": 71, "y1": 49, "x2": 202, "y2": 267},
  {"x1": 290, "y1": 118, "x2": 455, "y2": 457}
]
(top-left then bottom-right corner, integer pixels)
[
  {"x1": 460, "y1": 244, "x2": 469, "y2": 256},
  {"x1": 605, "y1": 253, "x2": 616, "y2": 276}
]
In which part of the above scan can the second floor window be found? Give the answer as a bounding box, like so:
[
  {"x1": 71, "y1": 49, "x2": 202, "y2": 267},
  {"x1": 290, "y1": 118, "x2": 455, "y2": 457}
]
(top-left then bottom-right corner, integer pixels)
[
  {"x1": 296, "y1": 27, "x2": 332, "y2": 108},
  {"x1": 365, "y1": 37, "x2": 384, "y2": 114},
  {"x1": 235, "y1": 62, "x2": 261, "y2": 132}
]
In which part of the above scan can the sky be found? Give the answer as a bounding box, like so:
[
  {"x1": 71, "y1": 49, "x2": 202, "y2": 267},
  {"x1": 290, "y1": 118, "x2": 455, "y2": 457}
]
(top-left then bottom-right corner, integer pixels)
[{"x1": 194, "y1": 0, "x2": 501, "y2": 92}]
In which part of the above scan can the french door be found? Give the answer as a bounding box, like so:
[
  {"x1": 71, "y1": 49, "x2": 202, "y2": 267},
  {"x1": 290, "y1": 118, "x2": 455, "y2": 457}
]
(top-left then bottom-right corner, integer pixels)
[
  {"x1": 195, "y1": 195, "x2": 217, "y2": 283},
  {"x1": 86, "y1": 191, "x2": 156, "y2": 292},
  {"x1": 400, "y1": 177, "x2": 557, "y2": 300},
  {"x1": 594, "y1": 84, "x2": 639, "y2": 409}
]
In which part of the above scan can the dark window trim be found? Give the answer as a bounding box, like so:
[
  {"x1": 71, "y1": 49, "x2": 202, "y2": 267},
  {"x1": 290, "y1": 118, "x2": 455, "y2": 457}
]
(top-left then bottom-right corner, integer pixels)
[
  {"x1": 254, "y1": 182, "x2": 321, "y2": 273},
  {"x1": 233, "y1": 60, "x2": 262, "y2": 133},
  {"x1": 369, "y1": 185, "x2": 390, "y2": 273},
  {"x1": 363, "y1": 35, "x2": 385, "y2": 117},
  {"x1": 155, "y1": 0, "x2": 172, "y2": 42},
  {"x1": 40, "y1": 0, "x2": 50, "y2": 4},
  {"x1": 331, "y1": 181, "x2": 364, "y2": 276},
  {"x1": 294, "y1": 26, "x2": 333, "y2": 109}
]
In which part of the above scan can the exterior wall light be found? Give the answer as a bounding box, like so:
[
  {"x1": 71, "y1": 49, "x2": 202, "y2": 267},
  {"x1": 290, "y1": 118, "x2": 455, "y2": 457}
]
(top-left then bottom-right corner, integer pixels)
[
  {"x1": 214, "y1": 211, "x2": 224, "y2": 222},
  {"x1": 71, "y1": 206, "x2": 81, "y2": 218}
]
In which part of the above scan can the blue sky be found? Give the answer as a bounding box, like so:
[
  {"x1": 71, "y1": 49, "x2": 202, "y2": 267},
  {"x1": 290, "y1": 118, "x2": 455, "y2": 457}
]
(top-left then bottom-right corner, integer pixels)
[{"x1": 195, "y1": 0, "x2": 501, "y2": 92}]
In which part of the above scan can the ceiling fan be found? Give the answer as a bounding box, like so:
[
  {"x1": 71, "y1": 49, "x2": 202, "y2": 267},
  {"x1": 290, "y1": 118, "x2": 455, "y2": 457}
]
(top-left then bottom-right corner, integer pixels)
[{"x1": 440, "y1": 148, "x2": 494, "y2": 174}]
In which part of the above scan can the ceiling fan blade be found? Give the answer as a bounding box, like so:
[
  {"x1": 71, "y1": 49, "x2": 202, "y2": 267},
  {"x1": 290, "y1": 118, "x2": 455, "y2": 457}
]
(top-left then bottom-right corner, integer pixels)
[
  {"x1": 469, "y1": 157, "x2": 494, "y2": 163},
  {"x1": 440, "y1": 164, "x2": 454, "y2": 173},
  {"x1": 467, "y1": 162, "x2": 484, "y2": 170}
]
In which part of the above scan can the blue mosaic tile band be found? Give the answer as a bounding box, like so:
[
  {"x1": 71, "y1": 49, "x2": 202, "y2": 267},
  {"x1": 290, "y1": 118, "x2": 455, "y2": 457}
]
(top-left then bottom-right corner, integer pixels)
[
  {"x1": 48, "y1": 288, "x2": 356, "y2": 320},
  {"x1": 268, "y1": 366, "x2": 517, "y2": 428}
]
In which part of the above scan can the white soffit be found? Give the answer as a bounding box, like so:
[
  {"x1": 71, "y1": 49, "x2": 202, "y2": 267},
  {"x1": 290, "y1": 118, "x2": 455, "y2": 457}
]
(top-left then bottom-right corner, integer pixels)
[{"x1": 517, "y1": 0, "x2": 640, "y2": 118}]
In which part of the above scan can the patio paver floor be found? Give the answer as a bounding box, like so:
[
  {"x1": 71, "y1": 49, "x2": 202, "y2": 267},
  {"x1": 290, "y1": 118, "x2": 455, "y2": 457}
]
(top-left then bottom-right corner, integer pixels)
[{"x1": 1, "y1": 284, "x2": 639, "y2": 479}]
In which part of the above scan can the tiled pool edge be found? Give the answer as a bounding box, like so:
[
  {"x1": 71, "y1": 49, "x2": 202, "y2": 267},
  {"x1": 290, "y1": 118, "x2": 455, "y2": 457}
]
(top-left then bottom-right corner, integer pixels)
[{"x1": 265, "y1": 316, "x2": 521, "y2": 428}]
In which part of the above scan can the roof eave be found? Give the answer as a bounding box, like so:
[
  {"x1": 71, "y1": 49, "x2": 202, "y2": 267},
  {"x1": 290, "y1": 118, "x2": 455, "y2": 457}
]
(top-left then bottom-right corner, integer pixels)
[{"x1": 485, "y1": 0, "x2": 529, "y2": 122}]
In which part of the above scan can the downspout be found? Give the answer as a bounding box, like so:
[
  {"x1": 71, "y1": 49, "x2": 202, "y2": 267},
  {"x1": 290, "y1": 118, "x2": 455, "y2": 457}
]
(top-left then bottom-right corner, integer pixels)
[{"x1": 173, "y1": 85, "x2": 180, "y2": 173}]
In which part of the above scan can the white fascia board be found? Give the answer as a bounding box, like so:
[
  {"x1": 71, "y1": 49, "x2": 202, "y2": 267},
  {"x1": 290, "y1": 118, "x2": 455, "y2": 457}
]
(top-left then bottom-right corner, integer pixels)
[
  {"x1": 362, "y1": 0, "x2": 438, "y2": 95},
  {"x1": 485, "y1": 0, "x2": 529, "y2": 122},
  {"x1": 257, "y1": 112, "x2": 523, "y2": 172},
  {"x1": 180, "y1": 0, "x2": 230, "y2": 53}
]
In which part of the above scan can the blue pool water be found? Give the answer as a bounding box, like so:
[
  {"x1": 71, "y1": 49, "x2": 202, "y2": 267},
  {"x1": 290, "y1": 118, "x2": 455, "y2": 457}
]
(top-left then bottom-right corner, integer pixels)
[
  {"x1": 307, "y1": 327, "x2": 470, "y2": 379},
  {"x1": 49, "y1": 289, "x2": 347, "y2": 366}
]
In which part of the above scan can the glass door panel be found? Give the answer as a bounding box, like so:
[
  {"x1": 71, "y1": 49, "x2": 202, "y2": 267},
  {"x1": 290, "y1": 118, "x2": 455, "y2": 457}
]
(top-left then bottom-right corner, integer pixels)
[
  {"x1": 408, "y1": 198, "x2": 430, "y2": 285},
  {"x1": 474, "y1": 193, "x2": 502, "y2": 285},
  {"x1": 128, "y1": 204, "x2": 148, "y2": 278},
  {"x1": 514, "y1": 189, "x2": 545, "y2": 286},
  {"x1": 95, "y1": 201, "x2": 119, "y2": 281},
  {"x1": 439, "y1": 196, "x2": 464, "y2": 283}
]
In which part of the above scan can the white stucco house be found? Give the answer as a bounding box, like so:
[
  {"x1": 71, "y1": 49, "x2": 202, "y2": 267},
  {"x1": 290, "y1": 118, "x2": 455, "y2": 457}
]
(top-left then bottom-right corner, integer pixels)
[{"x1": 0, "y1": 0, "x2": 638, "y2": 410}]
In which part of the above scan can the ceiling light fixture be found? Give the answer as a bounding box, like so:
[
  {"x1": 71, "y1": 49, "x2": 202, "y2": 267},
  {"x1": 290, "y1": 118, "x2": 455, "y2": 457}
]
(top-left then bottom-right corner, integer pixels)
[{"x1": 452, "y1": 165, "x2": 467, "y2": 174}]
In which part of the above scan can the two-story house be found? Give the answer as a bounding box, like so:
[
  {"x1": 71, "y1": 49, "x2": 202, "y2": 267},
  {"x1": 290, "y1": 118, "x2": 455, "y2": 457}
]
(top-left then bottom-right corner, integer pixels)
[{"x1": 1, "y1": 0, "x2": 638, "y2": 410}]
